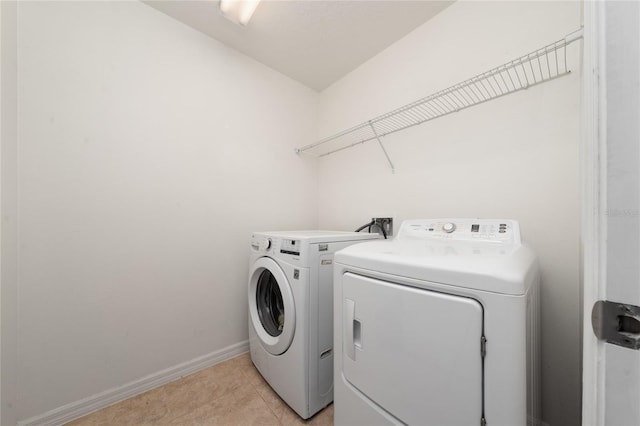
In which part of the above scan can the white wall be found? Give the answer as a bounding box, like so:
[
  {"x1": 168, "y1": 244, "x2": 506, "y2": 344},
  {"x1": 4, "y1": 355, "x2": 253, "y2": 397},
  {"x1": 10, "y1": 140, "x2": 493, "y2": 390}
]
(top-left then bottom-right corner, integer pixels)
[
  {"x1": 316, "y1": 2, "x2": 582, "y2": 426},
  {"x1": 13, "y1": 1, "x2": 317, "y2": 421}
]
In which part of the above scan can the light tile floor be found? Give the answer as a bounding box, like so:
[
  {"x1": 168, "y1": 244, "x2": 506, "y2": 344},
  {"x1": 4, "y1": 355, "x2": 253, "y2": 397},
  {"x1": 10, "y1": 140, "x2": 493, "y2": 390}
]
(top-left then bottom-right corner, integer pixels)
[{"x1": 67, "y1": 353, "x2": 333, "y2": 425}]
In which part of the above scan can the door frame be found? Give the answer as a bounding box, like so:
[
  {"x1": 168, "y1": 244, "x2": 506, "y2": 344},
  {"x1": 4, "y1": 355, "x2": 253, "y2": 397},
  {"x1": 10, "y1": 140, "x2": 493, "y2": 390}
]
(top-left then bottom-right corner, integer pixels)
[
  {"x1": 581, "y1": 1, "x2": 640, "y2": 424},
  {"x1": 581, "y1": 1, "x2": 606, "y2": 424}
]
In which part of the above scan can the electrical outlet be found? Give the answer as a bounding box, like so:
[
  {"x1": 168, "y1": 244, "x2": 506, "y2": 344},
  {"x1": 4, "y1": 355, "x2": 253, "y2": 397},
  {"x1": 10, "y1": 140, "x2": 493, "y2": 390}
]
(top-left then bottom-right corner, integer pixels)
[{"x1": 371, "y1": 217, "x2": 393, "y2": 238}]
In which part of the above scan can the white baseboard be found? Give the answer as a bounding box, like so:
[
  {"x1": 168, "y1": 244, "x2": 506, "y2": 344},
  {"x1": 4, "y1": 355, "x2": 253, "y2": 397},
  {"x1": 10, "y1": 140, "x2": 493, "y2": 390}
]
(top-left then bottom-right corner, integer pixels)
[{"x1": 18, "y1": 340, "x2": 249, "y2": 426}]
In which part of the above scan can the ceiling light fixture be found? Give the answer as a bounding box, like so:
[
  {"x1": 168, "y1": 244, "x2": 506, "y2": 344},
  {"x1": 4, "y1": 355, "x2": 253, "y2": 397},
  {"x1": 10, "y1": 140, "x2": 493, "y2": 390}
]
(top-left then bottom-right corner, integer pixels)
[{"x1": 219, "y1": 0, "x2": 262, "y2": 26}]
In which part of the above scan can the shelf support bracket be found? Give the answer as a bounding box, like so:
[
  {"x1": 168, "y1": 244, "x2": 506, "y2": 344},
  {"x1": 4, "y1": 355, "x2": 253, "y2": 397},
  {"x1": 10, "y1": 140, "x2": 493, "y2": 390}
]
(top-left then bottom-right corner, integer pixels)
[{"x1": 369, "y1": 121, "x2": 395, "y2": 173}]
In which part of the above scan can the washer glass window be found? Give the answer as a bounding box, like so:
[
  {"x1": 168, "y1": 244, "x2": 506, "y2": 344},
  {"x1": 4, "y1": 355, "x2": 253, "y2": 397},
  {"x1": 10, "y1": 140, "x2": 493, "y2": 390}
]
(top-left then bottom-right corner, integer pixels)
[
  {"x1": 256, "y1": 270, "x2": 285, "y2": 337},
  {"x1": 248, "y1": 256, "x2": 295, "y2": 355}
]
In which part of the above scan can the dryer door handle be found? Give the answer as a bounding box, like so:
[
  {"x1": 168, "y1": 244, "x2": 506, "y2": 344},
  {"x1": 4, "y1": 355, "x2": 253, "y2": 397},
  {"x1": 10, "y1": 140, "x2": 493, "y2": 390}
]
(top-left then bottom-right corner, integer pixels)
[{"x1": 344, "y1": 298, "x2": 356, "y2": 360}]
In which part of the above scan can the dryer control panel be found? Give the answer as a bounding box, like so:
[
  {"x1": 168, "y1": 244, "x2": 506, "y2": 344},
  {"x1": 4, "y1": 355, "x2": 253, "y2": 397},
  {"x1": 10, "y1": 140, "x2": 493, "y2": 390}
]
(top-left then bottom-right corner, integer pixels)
[{"x1": 397, "y1": 218, "x2": 521, "y2": 245}]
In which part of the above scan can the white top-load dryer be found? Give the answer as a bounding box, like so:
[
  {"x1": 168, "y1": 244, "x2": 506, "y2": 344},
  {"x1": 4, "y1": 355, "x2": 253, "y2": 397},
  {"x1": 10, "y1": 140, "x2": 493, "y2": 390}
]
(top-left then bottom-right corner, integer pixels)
[
  {"x1": 333, "y1": 219, "x2": 540, "y2": 426},
  {"x1": 248, "y1": 230, "x2": 379, "y2": 419}
]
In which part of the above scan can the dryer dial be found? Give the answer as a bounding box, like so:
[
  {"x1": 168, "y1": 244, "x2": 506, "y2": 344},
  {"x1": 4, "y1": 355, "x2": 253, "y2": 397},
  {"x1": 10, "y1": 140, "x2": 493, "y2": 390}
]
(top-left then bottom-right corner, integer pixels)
[{"x1": 442, "y1": 222, "x2": 456, "y2": 233}]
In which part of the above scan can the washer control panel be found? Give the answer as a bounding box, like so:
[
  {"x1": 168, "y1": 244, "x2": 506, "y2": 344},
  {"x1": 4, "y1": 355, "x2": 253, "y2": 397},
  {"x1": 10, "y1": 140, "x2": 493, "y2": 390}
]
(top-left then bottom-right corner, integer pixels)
[
  {"x1": 280, "y1": 239, "x2": 300, "y2": 256},
  {"x1": 251, "y1": 234, "x2": 302, "y2": 256},
  {"x1": 397, "y1": 218, "x2": 521, "y2": 244}
]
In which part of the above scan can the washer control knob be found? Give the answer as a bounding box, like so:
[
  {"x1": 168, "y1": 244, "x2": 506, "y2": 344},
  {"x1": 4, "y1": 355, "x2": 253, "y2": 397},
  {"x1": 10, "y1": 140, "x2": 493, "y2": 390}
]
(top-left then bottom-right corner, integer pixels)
[
  {"x1": 259, "y1": 238, "x2": 272, "y2": 251},
  {"x1": 442, "y1": 222, "x2": 457, "y2": 233}
]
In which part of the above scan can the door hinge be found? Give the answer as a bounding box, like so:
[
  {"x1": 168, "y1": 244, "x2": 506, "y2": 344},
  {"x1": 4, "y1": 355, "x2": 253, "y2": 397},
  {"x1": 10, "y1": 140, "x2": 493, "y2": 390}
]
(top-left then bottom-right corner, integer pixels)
[
  {"x1": 481, "y1": 336, "x2": 487, "y2": 358},
  {"x1": 592, "y1": 300, "x2": 640, "y2": 350}
]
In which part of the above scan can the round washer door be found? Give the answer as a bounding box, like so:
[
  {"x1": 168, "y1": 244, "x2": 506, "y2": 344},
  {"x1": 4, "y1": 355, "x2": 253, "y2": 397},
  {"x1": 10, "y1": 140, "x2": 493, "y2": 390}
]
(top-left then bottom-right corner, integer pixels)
[{"x1": 248, "y1": 257, "x2": 295, "y2": 355}]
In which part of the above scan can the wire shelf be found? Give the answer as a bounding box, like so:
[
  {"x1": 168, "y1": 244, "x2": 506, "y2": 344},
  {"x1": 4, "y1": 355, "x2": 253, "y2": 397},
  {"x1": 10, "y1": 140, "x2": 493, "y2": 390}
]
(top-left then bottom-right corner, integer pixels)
[{"x1": 296, "y1": 29, "x2": 583, "y2": 171}]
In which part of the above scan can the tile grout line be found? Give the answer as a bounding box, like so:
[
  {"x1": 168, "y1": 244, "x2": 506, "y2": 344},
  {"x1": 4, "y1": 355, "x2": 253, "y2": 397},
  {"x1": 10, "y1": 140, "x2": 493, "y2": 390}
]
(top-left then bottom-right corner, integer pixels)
[{"x1": 239, "y1": 358, "x2": 286, "y2": 425}]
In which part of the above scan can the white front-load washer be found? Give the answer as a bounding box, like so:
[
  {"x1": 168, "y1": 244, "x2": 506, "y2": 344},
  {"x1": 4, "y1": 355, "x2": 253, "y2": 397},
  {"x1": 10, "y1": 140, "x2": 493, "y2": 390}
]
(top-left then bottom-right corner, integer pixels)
[
  {"x1": 248, "y1": 230, "x2": 379, "y2": 419},
  {"x1": 334, "y1": 219, "x2": 540, "y2": 426}
]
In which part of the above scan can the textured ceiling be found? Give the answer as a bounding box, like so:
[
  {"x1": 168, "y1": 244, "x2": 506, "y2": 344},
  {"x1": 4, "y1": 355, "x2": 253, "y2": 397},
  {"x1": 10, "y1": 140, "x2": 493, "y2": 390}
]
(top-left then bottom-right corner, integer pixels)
[{"x1": 143, "y1": 1, "x2": 454, "y2": 91}]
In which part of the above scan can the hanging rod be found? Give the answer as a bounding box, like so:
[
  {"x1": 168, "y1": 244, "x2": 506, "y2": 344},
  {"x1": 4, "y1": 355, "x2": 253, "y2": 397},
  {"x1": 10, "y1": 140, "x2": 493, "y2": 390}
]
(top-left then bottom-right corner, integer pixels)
[{"x1": 295, "y1": 28, "x2": 584, "y2": 171}]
